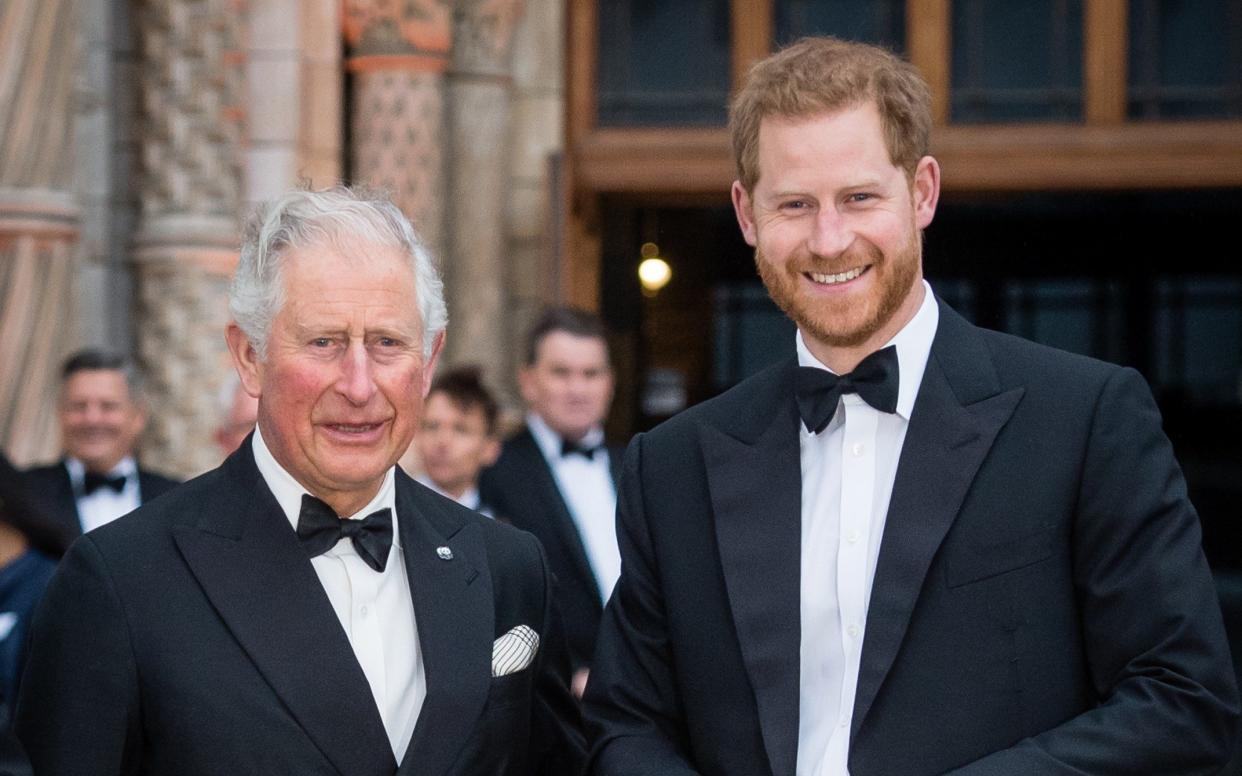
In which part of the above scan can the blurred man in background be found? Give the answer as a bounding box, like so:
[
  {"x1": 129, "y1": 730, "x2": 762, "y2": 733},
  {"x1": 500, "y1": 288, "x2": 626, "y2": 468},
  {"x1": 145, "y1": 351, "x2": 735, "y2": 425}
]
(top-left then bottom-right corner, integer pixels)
[
  {"x1": 23, "y1": 350, "x2": 177, "y2": 537},
  {"x1": 214, "y1": 372, "x2": 260, "y2": 458},
  {"x1": 481, "y1": 307, "x2": 621, "y2": 696},
  {"x1": 414, "y1": 366, "x2": 501, "y2": 517}
]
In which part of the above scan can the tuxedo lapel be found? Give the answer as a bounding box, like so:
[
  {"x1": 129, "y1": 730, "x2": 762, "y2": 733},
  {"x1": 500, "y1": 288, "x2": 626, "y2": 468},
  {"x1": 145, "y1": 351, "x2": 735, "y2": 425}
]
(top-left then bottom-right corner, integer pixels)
[
  {"x1": 172, "y1": 447, "x2": 396, "y2": 776},
  {"x1": 701, "y1": 358, "x2": 802, "y2": 776},
  {"x1": 851, "y1": 304, "x2": 1023, "y2": 740},
  {"x1": 397, "y1": 473, "x2": 492, "y2": 776},
  {"x1": 513, "y1": 430, "x2": 599, "y2": 594},
  {"x1": 51, "y1": 462, "x2": 82, "y2": 536}
]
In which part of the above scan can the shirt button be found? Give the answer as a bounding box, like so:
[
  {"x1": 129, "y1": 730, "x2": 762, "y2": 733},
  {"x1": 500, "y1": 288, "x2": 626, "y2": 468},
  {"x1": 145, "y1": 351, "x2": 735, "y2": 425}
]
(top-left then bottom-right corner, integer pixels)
[
  {"x1": 846, "y1": 529, "x2": 860, "y2": 544},
  {"x1": 360, "y1": 606, "x2": 369, "y2": 617},
  {"x1": 851, "y1": 442, "x2": 865, "y2": 457},
  {"x1": 847, "y1": 624, "x2": 860, "y2": 638},
  {"x1": 839, "y1": 718, "x2": 850, "y2": 729}
]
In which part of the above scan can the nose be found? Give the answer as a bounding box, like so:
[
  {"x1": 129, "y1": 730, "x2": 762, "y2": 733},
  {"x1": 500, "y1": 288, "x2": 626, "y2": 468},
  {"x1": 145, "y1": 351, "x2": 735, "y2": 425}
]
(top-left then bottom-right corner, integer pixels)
[
  {"x1": 805, "y1": 207, "x2": 854, "y2": 259},
  {"x1": 336, "y1": 341, "x2": 378, "y2": 406}
]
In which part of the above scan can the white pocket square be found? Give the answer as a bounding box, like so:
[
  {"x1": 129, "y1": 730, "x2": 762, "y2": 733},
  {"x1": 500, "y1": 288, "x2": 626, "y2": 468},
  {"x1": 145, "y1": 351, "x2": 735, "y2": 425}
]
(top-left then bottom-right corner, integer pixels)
[{"x1": 492, "y1": 625, "x2": 539, "y2": 677}]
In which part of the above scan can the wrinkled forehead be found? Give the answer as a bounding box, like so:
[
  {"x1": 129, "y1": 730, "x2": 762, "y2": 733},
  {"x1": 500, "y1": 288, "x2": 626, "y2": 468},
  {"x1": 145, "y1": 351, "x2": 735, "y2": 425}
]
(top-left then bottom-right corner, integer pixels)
[
  {"x1": 533, "y1": 331, "x2": 611, "y2": 368},
  {"x1": 61, "y1": 369, "x2": 136, "y2": 404},
  {"x1": 275, "y1": 242, "x2": 421, "y2": 328}
]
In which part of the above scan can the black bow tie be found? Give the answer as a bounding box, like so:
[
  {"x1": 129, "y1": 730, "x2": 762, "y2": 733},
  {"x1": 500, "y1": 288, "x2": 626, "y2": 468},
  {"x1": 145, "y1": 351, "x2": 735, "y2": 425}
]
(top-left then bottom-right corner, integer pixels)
[
  {"x1": 82, "y1": 471, "x2": 127, "y2": 496},
  {"x1": 796, "y1": 345, "x2": 900, "y2": 434},
  {"x1": 296, "y1": 494, "x2": 393, "y2": 572},
  {"x1": 561, "y1": 438, "x2": 602, "y2": 460}
]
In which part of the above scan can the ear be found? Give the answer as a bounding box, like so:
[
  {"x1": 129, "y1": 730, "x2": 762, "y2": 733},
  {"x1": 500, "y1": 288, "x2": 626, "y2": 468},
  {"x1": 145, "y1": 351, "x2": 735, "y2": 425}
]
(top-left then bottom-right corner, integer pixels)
[
  {"x1": 130, "y1": 400, "x2": 149, "y2": 434},
  {"x1": 516, "y1": 364, "x2": 536, "y2": 405},
  {"x1": 480, "y1": 436, "x2": 501, "y2": 468},
  {"x1": 911, "y1": 155, "x2": 941, "y2": 230},
  {"x1": 731, "y1": 180, "x2": 759, "y2": 247},
  {"x1": 420, "y1": 331, "x2": 446, "y2": 399},
  {"x1": 225, "y1": 323, "x2": 263, "y2": 399}
]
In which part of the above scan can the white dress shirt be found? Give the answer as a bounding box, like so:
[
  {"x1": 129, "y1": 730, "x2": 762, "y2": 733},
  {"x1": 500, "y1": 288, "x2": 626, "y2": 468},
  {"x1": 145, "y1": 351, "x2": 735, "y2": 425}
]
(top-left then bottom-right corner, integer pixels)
[
  {"x1": 68, "y1": 456, "x2": 141, "y2": 533},
  {"x1": 527, "y1": 413, "x2": 621, "y2": 603},
  {"x1": 252, "y1": 427, "x2": 425, "y2": 763},
  {"x1": 796, "y1": 282, "x2": 939, "y2": 776},
  {"x1": 413, "y1": 475, "x2": 493, "y2": 519}
]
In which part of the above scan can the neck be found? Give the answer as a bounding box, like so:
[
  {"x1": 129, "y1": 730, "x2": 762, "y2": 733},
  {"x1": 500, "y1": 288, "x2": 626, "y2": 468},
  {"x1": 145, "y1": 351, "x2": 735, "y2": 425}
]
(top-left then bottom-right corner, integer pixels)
[
  {"x1": 76, "y1": 454, "x2": 128, "y2": 475},
  {"x1": 434, "y1": 479, "x2": 471, "y2": 502},
  {"x1": 0, "y1": 524, "x2": 29, "y2": 568},
  {"x1": 314, "y1": 486, "x2": 382, "y2": 519}
]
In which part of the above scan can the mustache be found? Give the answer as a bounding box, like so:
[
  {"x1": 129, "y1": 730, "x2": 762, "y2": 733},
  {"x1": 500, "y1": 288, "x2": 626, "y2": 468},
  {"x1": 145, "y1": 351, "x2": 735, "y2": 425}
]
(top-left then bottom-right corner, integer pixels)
[{"x1": 756, "y1": 241, "x2": 884, "y2": 272}]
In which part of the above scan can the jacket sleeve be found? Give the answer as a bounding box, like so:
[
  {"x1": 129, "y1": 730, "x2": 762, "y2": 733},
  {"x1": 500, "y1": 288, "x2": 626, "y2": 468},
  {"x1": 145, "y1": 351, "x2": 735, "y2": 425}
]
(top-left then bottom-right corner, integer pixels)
[
  {"x1": 581, "y1": 436, "x2": 702, "y2": 776},
  {"x1": 944, "y1": 367, "x2": 1239, "y2": 774},
  {"x1": 15, "y1": 536, "x2": 141, "y2": 776},
  {"x1": 526, "y1": 531, "x2": 589, "y2": 776}
]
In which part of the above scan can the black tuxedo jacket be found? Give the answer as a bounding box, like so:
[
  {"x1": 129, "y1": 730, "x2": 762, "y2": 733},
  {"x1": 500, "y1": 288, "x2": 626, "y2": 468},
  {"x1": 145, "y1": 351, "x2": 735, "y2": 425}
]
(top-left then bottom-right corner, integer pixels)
[
  {"x1": 16, "y1": 441, "x2": 585, "y2": 775},
  {"x1": 583, "y1": 301, "x2": 1239, "y2": 775},
  {"x1": 480, "y1": 428, "x2": 622, "y2": 670},
  {"x1": 22, "y1": 460, "x2": 178, "y2": 537}
]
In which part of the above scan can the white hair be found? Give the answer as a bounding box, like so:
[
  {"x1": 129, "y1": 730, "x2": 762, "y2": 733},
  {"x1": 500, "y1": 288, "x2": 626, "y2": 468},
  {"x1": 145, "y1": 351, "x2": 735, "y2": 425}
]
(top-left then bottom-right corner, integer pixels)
[{"x1": 229, "y1": 186, "x2": 448, "y2": 361}]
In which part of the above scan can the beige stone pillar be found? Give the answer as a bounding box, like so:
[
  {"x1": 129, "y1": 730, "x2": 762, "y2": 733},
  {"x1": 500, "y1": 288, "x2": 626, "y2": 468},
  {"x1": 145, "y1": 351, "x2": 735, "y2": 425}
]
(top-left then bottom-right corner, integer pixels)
[
  {"x1": 131, "y1": 0, "x2": 246, "y2": 477},
  {"x1": 496, "y1": 0, "x2": 564, "y2": 418},
  {"x1": 445, "y1": 0, "x2": 524, "y2": 381},
  {"x1": 344, "y1": 1, "x2": 452, "y2": 263},
  {"x1": 0, "y1": 0, "x2": 80, "y2": 464}
]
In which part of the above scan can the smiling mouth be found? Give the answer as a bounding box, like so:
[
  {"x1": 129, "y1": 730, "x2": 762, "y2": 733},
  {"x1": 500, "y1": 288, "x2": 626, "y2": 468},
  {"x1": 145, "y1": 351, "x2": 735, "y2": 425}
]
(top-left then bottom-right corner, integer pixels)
[
  {"x1": 807, "y1": 266, "x2": 867, "y2": 285},
  {"x1": 326, "y1": 422, "x2": 384, "y2": 434}
]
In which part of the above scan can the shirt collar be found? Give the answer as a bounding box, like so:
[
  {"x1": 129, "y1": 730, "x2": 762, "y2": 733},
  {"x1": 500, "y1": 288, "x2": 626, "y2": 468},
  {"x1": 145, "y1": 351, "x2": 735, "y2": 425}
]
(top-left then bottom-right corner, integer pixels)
[
  {"x1": 795, "y1": 279, "x2": 939, "y2": 420},
  {"x1": 66, "y1": 455, "x2": 137, "y2": 487},
  {"x1": 414, "y1": 475, "x2": 481, "y2": 511},
  {"x1": 251, "y1": 425, "x2": 400, "y2": 548},
  {"x1": 526, "y1": 412, "x2": 605, "y2": 462}
]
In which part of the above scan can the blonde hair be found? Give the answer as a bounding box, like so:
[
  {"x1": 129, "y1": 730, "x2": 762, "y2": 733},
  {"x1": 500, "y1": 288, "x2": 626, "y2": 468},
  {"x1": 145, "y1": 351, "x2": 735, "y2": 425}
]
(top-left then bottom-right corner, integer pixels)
[{"x1": 729, "y1": 36, "x2": 932, "y2": 191}]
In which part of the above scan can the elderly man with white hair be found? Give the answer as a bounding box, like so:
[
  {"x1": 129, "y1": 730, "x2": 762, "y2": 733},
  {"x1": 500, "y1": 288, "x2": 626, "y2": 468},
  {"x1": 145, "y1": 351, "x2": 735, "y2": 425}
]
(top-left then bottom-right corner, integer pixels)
[{"x1": 16, "y1": 186, "x2": 586, "y2": 775}]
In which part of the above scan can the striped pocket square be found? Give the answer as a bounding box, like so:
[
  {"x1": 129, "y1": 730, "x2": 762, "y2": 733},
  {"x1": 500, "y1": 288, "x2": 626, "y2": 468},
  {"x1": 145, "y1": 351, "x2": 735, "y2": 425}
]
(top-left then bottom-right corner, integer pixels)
[{"x1": 492, "y1": 625, "x2": 540, "y2": 677}]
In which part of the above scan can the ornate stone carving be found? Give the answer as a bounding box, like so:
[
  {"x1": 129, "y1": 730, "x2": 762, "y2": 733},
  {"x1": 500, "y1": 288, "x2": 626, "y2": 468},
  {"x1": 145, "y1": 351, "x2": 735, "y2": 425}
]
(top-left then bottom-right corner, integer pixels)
[
  {"x1": 344, "y1": 0, "x2": 452, "y2": 57},
  {"x1": 345, "y1": 0, "x2": 452, "y2": 270},
  {"x1": 132, "y1": 0, "x2": 245, "y2": 477},
  {"x1": 451, "y1": 0, "x2": 524, "y2": 77},
  {"x1": 351, "y1": 71, "x2": 446, "y2": 254},
  {"x1": 135, "y1": 0, "x2": 245, "y2": 223}
]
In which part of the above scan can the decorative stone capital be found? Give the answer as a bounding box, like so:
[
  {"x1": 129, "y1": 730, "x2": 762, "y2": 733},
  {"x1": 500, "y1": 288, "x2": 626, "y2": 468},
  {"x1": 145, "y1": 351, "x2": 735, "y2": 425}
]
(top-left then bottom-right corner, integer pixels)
[
  {"x1": 0, "y1": 187, "x2": 79, "y2": 243},
  {"x1": 344, "y1": 0, "x2": 453, "y2": 73},
  {"x1": 451, "y1": 0, "x2": 524, "y2": 78}
]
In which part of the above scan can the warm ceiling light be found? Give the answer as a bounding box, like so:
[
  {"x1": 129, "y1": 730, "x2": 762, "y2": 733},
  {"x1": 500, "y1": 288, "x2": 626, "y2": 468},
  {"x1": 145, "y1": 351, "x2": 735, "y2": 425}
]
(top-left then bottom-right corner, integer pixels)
[{"x1": 638, "y1": 256, "x2": 672, "y2": 295}]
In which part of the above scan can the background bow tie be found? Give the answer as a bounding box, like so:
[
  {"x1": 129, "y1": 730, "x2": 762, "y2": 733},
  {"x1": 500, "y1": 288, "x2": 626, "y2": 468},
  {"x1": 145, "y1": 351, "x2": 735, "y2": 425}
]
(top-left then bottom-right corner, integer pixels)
[
  {"x1": 561, "y1": 438, "x2": 602, "y2": 460},
  {"x1": 296, "y1": 494, "x2": 393, "y2": 572},
  {"x1": 82, "y1": 471, "x2": 127, "y2": 495},
  {"x1": 796, "y1": 345, "x2": 900, "y2": 434}
]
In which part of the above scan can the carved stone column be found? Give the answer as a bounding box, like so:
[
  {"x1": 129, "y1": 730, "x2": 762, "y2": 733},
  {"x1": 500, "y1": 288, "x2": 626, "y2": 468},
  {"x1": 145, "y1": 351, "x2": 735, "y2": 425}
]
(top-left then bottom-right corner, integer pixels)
[
  {"x1": 0, "y1": 0, "x2": 80, "y2": 463},
  {"x1": 344, "y1": 1, "x2": 452, "y2": 264},
  {"x1": 132, "y1": 0, "x2": 246, "y2": 477},
  {"x1": 445, "y1": 0, "x2": 524, "y2": 380}
]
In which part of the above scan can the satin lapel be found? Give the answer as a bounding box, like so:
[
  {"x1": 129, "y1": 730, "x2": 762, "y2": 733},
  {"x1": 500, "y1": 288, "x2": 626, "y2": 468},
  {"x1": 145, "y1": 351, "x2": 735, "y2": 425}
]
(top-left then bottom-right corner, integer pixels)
[
  {"x1": 851, "y1": 306, "x2": 1023, "y2": 740},
  {"x1": 514, "y1": 431, "x2": 599, "y2": 595},
  {"x1": 607, "y1": 444, "x2": 623, "y2": 488},
  {"x1": 397, "y1": 473, "x2": 492, "y2": 776},
  {"x1": 51, "y1": 463, "x2": 82, "y2": 537},
  {"x1": 172, "y1": 448, "x2": 395, "y2": 776},
  {"x1": 702, "y1": 358, "x2": 802, "y2": 776}
]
